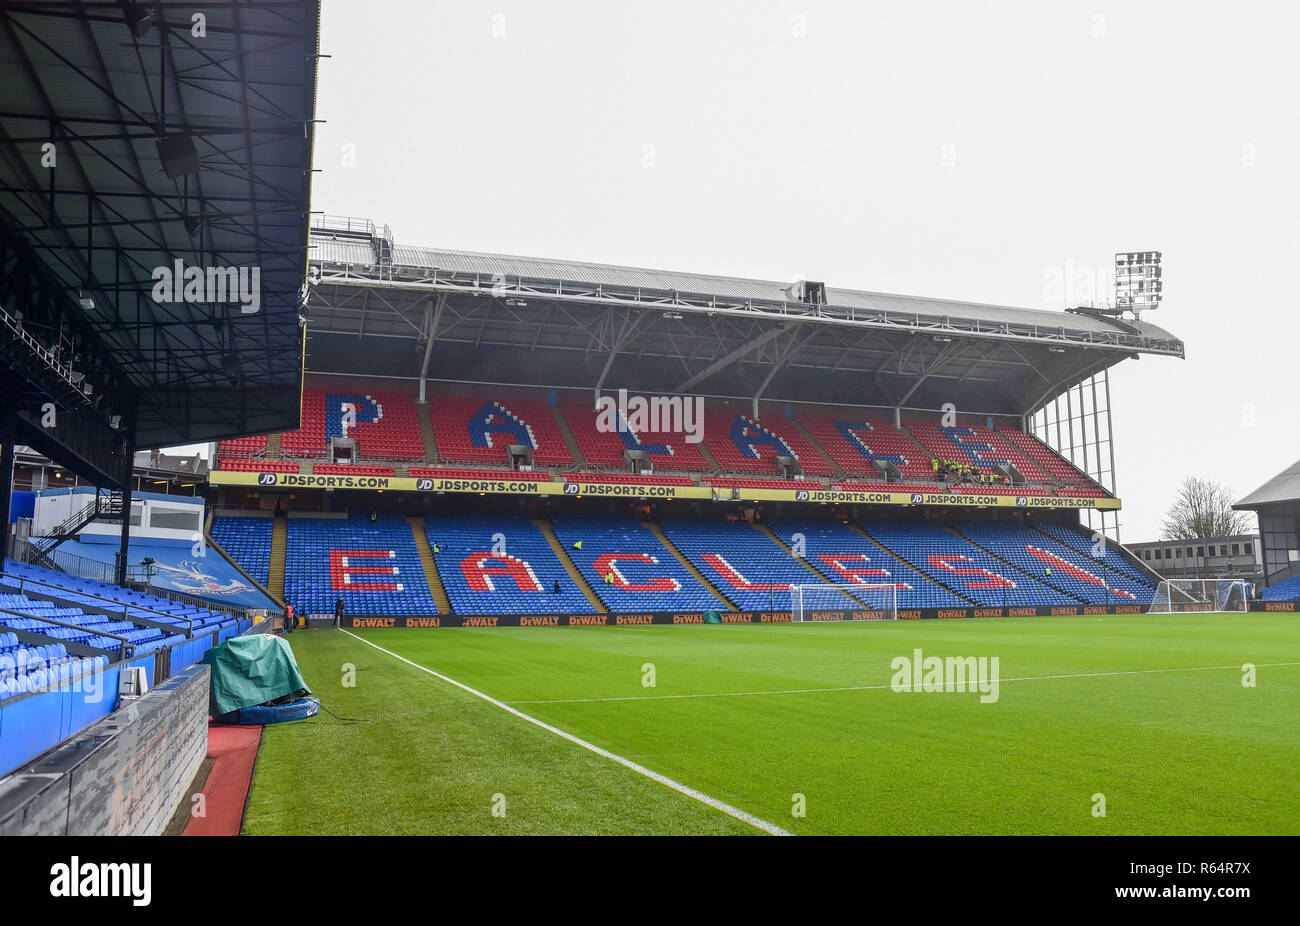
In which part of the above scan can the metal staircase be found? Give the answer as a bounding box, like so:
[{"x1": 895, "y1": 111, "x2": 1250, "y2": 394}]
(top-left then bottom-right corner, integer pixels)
[{"x1": 33, "y1": 489, "x2": 124, "y2": 557}]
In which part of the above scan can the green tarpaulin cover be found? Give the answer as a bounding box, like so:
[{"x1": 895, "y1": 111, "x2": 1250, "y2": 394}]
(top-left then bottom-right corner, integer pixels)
[{"x1": 203, "y1": 634, "x2": 311, "y2": 715}]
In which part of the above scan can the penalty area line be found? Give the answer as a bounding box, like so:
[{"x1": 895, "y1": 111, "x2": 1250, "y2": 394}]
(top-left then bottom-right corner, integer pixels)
[{"x1": 336, "y1": 628, "x2": 792, "y2": 837}]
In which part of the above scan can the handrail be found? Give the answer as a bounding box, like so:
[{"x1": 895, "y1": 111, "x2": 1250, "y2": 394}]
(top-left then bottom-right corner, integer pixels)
[
  {"x1": 0, "y1": 605, "x2": 134, "y2": 661},
  {"x1": 5, "y1": 572, "x2": 195, "y2": 636}
]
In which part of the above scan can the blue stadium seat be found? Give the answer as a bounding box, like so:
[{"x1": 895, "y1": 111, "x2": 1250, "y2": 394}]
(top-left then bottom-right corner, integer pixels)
[
  {"x1": 765, "y1": 518, "x2": 971, "y2": 609},
  {"x1": 656, "y1": 518, "x2": 859, "y2": 611},
  {"x1": 212, "y1": 515, "x2": 273, "y2": 586},
  {"x1": 550, "y1": 516, "x2": 730, "y2": 612},
  {"x1": 1262, "y1": 575, "x2": 1300, "y2": 602},
  {"x1": 426, "y1": 513, "x2": 594, "y2": 615},
  {"x1": 855, "y1": 519, "x2": 1080, "y2": 608},
  {"x1": 951, "y1": 521, "x2": 1153, "y2": 605},
  {"x1": 283, "y1": 514, "x2": 441, "y2": 616}
]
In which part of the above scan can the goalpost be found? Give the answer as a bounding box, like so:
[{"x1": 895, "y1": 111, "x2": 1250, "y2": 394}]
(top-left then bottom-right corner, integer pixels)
[
  {"x1": 791, "y1": 583, "x2": 899, "y2": 622},
  {"x1": 1148, "y1": 578, "x2": 1251, "y2": 614}
]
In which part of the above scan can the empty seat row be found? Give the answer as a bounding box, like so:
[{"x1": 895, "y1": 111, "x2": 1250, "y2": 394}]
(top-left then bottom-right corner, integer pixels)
[
  {"x1": 551, "y1": 516, "x2": 729, "y2": 612},
  {"x1": 426, "y1": 513, "x2": 593, "y2": 615}
]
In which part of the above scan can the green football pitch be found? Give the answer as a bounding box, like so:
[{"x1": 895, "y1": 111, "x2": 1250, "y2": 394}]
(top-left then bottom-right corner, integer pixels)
[{"x1": 242, "y1": 614, "x2": 1300, "y2": 836}]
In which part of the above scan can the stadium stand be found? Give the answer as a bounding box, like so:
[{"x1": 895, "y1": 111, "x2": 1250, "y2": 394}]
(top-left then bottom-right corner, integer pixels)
[
  {"x1": 765, "y1": 519, "x2": 971, "y2": 608},
  {"x1": 283, "y1": 513, "x2": 443, "y2": 616},
  {"x1": 336, "y1": 390, "x2": 425, "y2": 461},
  {"x1": 1, "y1": 560, "x2": 245, "y2": 647},
  {"x1": 560, "y1": 401, "x2": 713, "y2": 472},
  {"x1": 562, "y1": 473, "x2": 695, "y2": 486},
  {"x1": 833, "y1": 481, "x2": 948, "y2": 494},
  {"x1": 656, "y1": 518, "x2": 859, "y2": 610},
  {"x1": 948, "y1": 484, "x2": 1053, "y2": 497},
  {"x1": 218, "y1": 460, "x2": 299, "y2": 473},
  {"x1": 216, "y1": 434, "x2": 267, "y2": 462},
  {"x1": 430, "y1": 394, "x2": 573, "y2": 467},
  {"x1": 425, "y1": 513, "x2": 593, "y2": 615},
  {"x1": 0, "y1": 633, "x2": 107, "y2": 703},
  {"x1": 1261, "y1": 575, "x2": 1300, "y2": 602},
  {"x1": 1053, "y1": 486, "x2": 1113, "y2": 498},
  {"x1": 408, "y1": 467, "x2": 551, "y2": 481},
  {"x1": 855, "y1": 519, "x2": 1080, "y2": 607},
  {"x1": 950, "y1": 521, "x2": 1153, "y2": 604},
  {"x1": 702, "y1": 408, "x2": 831, "y2": 475},
  {"x1": 212, "y1": 515, "x2": 273, "y2": 587},
  {"x1": 312, "y1": 463, "x2": 395, "y2": 477},
  {"x1": 798, "y1": 414, "x2": 935, "y2": 480},
  {"x1": 277, "y1": 388, "x2": 426, "y2": 463},
  {"x1": 708, "y1": 476, "x2": 821, "y2": 490},
  {"x1": 280, "y1": 387, "x2": 328, "y2": 458},
  {"x1": 996, "y1": 427, "x2": 1096, "y2": 486},
  {"x1": 550, "y1": 516, "x2": 730, "y2": 612},
  {"x1": 905, "y1": 422, "x2": 1015, "y2": 478},
  {"x1": 1030, "y1": 522, "x2": 1153, "y2": 586}
]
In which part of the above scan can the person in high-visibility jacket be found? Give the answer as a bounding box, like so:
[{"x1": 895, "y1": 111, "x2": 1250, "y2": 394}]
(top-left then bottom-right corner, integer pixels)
[{"x1": 573, "y1": 540, "x2": 583, "y2": 551}]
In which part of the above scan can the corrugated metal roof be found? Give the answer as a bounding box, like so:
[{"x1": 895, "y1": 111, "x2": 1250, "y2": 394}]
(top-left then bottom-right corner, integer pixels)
[
  {"x1": 1235, "y1": 459, "x2": 1300, "y2": 509},
  {"x1": 318, "y1": 230, "x2": 1181, "y2": 343},
  {"x1": 314, "y1": 236, "x2": 374, "y2": 265}
]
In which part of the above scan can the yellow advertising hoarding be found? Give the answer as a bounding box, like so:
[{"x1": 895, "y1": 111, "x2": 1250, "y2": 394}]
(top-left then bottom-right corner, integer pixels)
[{"x1": 207, "y1": 470, "x2": 1121, "y2": 510}]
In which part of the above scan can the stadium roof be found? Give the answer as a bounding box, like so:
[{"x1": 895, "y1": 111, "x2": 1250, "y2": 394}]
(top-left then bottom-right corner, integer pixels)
[
  {"x1": 306, "y1": 218, "x2": 1184, "y2": 417},
  {"x1": 1234, "y1": 459, "x2": 1300, "y2": 510},
  {"x1": 0, "y1": 1, "x2": 319, "y2": 459}
]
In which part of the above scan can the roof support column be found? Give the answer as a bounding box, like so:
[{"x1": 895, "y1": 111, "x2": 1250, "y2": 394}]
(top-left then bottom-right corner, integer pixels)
[
  {"x1": 115, "y1": 441, "x2": 134, "y2": 588},
  {"x1": 417, "y1": 295, "x2": 445, "y2": 402},
  {"x1": 0, "y1": 406, "x2": 15, "y2": 562}
]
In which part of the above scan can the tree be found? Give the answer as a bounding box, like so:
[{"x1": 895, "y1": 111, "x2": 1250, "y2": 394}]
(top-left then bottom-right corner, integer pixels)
[{"x1": 1160, "y1": 477, "x2": 1250, "y2": 540}]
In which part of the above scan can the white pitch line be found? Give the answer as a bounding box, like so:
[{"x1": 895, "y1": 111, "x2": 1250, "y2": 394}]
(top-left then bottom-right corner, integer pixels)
[
  {"x1": 508, "y1": 661, "x2": 1300, "y2": 705},
  {"x1": 336, "y1": 628, "x2": 792, "y2": 837}
]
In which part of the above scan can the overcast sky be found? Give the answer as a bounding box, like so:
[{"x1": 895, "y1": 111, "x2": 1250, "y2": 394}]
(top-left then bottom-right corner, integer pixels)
[{"x1": 284, "y1": 0, "x2": 1299, "y2": 541}]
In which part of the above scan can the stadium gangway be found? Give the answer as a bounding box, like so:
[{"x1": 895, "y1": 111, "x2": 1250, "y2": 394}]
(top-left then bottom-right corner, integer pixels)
[
  {"x1": 0, "y1": 605, "x2": 135, "y2": 662},
  {"x1": 3, "y1": 573, "x2": 197, "y2": 638}
]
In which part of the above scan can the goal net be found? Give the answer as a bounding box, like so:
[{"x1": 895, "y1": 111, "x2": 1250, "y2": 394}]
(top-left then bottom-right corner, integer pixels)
[
  {"x1": 1148, "y1": 578, "x2": 1251, "y2": 614},
  {"x1": 791, "y1": 583, "x2": 899, "y2": 622}
]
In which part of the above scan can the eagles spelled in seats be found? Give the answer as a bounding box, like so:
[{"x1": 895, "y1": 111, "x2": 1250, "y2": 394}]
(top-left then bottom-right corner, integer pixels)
[
  {"x1": 857, "y1": 520, "x2": 1080, "y2": 607},
  {"x1": 996, "y1": 427, "x2": 1096, "y2": 486},
  {"x1": 550, "y1": 516, "x2": 729, "y2": 611},
  {"x1": 430, "y1": 395, "x2": 572, "y2": 466},
  {"x1": 766, "y1": 519, "x2": 970, "y2": 609},
  {"x1": 284, "y1": 514, "x2": 442, "y2": 616},
  {"x1": 951, "y1": 521, "x2": 1149, "y2": 604},
  {"x1": 906, "y1": 424, "x2": 1013, "y2": 475},
  {"x1": 278, "y1": 388, "x2": 424, "y2": 461},
  {"x1": 1032, "y1": 522, "x2": 1149, "y2": 585},
  {"x1": 798, "y1": 416, "x2": 934, "y2": 479},
  {"x1": 703, "y1": 411, "x2": 831, "y2": 475},
  {"x1": 656, "y1": 518, "x2": 860, "y2": 610},
  {"x1": 330, "y1": 550, "x2": 402, "y2": 592},
  {"x1": 427, "y1": 513, "x2": 591, "y2": 615},
  {"x1": 559, "y1": 402, "x2": 712, "y2": 472}
]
